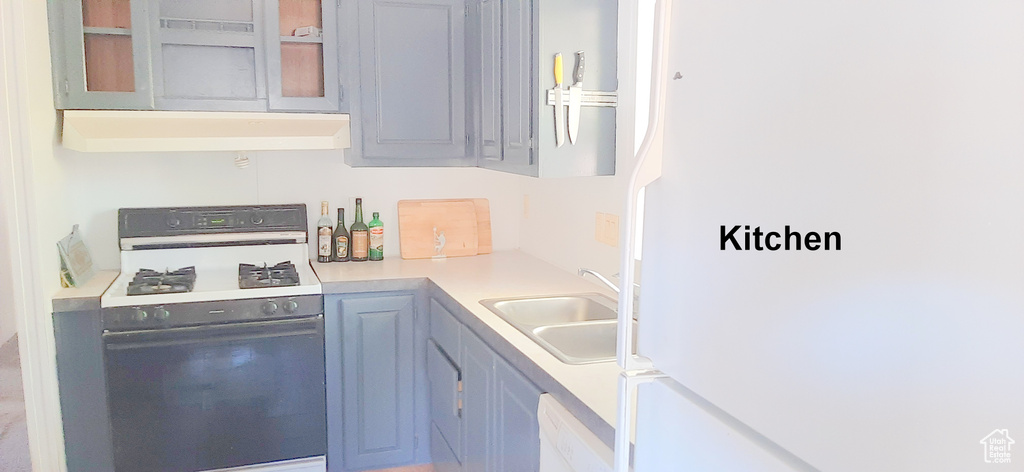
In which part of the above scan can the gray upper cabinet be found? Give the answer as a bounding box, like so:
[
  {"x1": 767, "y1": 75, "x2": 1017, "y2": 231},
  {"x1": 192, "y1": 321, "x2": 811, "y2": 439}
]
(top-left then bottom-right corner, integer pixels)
[
  {"x1": 49, "y1": 0, "x2": 343, "y2": 112},
  {"x1": 265, "y1": 0, "x2": 340, "y2": 111},
  {"x1": 497, "y1": 0, "x2": 533, "y2": 172},
  {"x1": 469, "y1": 0, "x2": 502, "y2": 162},
  {"x1": 349, "y1": 0, "x2": 472, "y2": 167},
  {"x1": 52, "y1": 0, "x2": 156, "y2": 110},
  {"x1": 530, "y1": 0, "x2": 618, "y2": 177},
  {"x1": 151, "y1": 0, "x2": 268, "y2": 111}
]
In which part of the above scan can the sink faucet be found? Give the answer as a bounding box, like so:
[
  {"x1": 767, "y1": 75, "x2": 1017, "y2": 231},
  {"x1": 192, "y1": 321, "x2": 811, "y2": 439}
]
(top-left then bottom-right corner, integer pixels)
[
  {"x1": 578, "y1": 268, "x2": 642, "y2": 317},
  {"x1": 577, "y1": 268, "x2": 641, "y2": 295},
  {"x1": 577, "y1": 268, "x2": 621, "y2": 293}
]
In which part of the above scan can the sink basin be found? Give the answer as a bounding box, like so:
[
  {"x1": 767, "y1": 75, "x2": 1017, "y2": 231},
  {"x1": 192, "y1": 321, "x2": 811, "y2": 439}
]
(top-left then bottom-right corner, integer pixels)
[{"x1": 480, "y1": 293, "x2": 635, "y2": 365}]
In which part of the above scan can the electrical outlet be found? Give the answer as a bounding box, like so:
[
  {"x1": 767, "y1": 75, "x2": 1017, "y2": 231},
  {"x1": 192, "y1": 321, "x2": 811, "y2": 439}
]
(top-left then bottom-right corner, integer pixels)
[
  {"x1": 595, "y1": 212, "x2": 619, "y2": 247},
  {"x1": 523, "y1": 195, "x2": 530, "y2": 219}
]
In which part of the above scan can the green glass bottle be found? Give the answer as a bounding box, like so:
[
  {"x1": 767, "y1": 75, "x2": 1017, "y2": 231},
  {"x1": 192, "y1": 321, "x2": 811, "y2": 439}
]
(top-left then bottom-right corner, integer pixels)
[
  {"x1": 368, "y1": 211, "x2": 383, "y2": 261},
  {"x1": 350, "y1": 198, "x2": 369, "y2": 262}
]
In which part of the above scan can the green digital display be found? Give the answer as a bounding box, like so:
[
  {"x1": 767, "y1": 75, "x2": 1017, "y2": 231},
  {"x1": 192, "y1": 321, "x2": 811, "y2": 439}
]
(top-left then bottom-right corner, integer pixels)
[{"x1": 210, "y1": 218, "x2": 226, "y2": 225}]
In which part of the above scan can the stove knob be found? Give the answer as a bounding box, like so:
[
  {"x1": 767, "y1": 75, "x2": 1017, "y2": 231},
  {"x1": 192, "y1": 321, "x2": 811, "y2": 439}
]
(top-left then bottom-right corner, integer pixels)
[
  {"x1": 133, "y1": 309, "x2": 149, "y2": 322},
  {"x1": 283, "y1": 300, "x2": 299, "y2": 313},
  {"x1": 153, "y1": 307, "x2": 170, "y2": 321},
  {"x1": 261, "y1": 301, "x2": 279, "y2": 315},
  {"x1": 166, "y1": 217, "x2": 181, "y2": 228},
  {"x1": 251, "y1": 214, "x2": 264, "y2": 225}
]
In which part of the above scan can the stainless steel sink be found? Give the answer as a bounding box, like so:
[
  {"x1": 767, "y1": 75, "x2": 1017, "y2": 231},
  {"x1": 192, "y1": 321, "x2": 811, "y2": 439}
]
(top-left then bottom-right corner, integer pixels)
[{"x1": 480, "y1": 293, "x2": 636, "y2": 364}]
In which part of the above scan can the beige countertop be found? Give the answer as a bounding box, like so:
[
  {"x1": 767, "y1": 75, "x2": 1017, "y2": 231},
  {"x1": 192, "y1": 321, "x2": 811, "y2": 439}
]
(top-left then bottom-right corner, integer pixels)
[
  {"x1": 312, "y1": 250, "x2": 624, "y2": 445},
  {"x1": 52, "y1": 270, "x2": 118, "y2": 312}
]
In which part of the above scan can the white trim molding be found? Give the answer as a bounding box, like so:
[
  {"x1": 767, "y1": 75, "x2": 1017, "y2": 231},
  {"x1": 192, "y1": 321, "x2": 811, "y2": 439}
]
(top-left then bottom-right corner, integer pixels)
[{"x1": 0, "y1": 0, "x2": 70, "y2": 470}]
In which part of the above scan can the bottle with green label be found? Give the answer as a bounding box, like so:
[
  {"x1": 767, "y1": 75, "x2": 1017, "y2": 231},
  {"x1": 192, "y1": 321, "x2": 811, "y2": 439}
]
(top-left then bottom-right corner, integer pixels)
[
  {"x1": 369, "y1": 211, "x2": 383, "y2": 261},
  {"x1": 332, "y1": 207, "x2": 350, "y2": 262},
  {"x1": 350, "y1": 198, "x2": 369, "y2": 262}
]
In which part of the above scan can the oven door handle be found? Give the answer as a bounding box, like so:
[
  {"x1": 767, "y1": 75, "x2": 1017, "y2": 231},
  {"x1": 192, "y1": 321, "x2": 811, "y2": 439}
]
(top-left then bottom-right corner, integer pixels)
[{"x1": 103, "y1": 315, "x2": 324, "y2": 350}]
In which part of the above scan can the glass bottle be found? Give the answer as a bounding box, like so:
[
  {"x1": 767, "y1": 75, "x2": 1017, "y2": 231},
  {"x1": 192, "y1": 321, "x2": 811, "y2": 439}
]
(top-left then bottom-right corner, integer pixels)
[
  {"x1": 368, "y1": 211, "x2": 383, "y2": 261},
  {"x1": 316, "y1": 201, "x2": 333, "y2": 263},
  {"x1": 350, "y1": 198, "x2": 369, "y2": 262},
  {"x1": 332, "y1": 208, "x2": 350, "y2": 262}
]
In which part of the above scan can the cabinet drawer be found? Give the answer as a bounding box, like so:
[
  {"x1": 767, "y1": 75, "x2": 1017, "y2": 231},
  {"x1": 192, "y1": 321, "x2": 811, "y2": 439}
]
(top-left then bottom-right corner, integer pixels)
[
  {"x1": 427, "y1": 339, "x2": 462, "y2": 458},
  {"x1": 430, "y1": 298, "x2": 461, "y2": 361}
]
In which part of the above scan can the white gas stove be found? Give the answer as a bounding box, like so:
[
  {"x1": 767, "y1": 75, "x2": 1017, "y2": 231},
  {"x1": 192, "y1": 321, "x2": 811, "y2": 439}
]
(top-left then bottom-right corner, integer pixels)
[{"x1": 98, "y1": 204, "x2": 327, "y2": 472}]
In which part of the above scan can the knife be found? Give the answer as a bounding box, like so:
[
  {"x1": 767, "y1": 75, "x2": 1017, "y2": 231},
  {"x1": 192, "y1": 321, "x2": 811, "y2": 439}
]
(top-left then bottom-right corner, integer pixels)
[
  {"x1": 552, "y1": 53, "x2": 566, "y2": 148},
  {"x1": 567, "y1": 51, "x2": 585, "y2": 145}
]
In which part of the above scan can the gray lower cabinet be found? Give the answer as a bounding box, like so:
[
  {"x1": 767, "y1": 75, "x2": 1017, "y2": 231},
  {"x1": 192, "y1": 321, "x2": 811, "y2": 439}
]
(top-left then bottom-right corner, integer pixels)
[
  {"x1": 349, "y1": 0, "x2": 472, "y2": 167},
  {"x1": 327, "y1": 292, "x2": 418, "y2": 471},
  {"x1": 428, "y1": 297, "x2": 543, "y2": 472}
]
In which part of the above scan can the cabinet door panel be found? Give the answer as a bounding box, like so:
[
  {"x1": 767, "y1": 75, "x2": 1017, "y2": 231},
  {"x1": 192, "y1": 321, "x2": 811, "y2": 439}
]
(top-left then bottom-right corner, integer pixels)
[
  {"x1": 494, "y1": 357, "x2": 542, "y2": 472},
  {"x1": 150, "y1": 0, "x2": 269, "y2": 111},
  {"x1": 500, "y1": 0, "x2": 533, "y2": 166},
  {"x1": 427, "y1": 340, "x2": 462, "y2": 458},
  {"x1": 429, "y1": 298, "x2": 461, "y2": 362},
  {"x1": 476, "y1": 0, "x2": 502, "y2": 161},
  {"x1": 266, "y1": 0, "x2": 340, "y2": 111},
  {"x1": 357, "y1": 0, "x2": 469, "y2": 163},
  {"x1": 62, "y1": 0, "x2": 154, "y2": 109},
  {"x1": 460, "y1": 329, "x2": 495, "y2": 472},
  {"x1": 339, "y1": 294, "x2": 417, "y2": 470}
]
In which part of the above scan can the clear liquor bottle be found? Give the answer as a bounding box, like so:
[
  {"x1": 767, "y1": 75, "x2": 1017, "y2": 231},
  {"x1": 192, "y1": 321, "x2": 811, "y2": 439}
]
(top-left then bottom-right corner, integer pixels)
[{"x1": 316, "y1": 201, "x2": 333, "y2": 263}]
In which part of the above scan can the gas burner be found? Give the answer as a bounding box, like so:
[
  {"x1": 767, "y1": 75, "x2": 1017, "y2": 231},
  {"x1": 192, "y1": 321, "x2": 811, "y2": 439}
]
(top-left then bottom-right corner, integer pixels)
[
  {"x1": 239, "y1": 261, "x2": 300, "y2": 289},
  {"x1": 127, "y1": 267, "x2": 197, "y2": 296}
]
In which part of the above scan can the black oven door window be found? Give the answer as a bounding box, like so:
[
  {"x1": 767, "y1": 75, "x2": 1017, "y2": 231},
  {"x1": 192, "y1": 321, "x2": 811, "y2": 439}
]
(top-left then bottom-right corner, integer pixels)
[{"x1": 103, "y1": 316, "x2": 327, "y2": 472}]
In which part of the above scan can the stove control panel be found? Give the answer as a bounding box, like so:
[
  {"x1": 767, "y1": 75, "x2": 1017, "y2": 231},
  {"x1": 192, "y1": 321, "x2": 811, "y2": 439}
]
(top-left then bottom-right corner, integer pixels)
[
  {"x1": 102, "y1": 295, "x2": 325, "y2": 331},
  {"x1": 118, "y1": 204, "x2": 307, "y2": 239}
]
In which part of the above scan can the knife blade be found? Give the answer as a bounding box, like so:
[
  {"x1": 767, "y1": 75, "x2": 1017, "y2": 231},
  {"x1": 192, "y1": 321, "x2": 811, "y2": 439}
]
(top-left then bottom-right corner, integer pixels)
[
  {"x1": 552, "y1": 53, "x2": 566, "y2": 148},
  {"x1": 567, "y1": 51, "x2": 585, "y2": 145}
]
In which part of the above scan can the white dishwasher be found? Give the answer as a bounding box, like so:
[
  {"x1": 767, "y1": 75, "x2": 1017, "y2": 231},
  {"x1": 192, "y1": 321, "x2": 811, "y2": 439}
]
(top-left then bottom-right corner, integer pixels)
[{"x1": 537, "y1": 394, "x2": 615, "y2": 472}]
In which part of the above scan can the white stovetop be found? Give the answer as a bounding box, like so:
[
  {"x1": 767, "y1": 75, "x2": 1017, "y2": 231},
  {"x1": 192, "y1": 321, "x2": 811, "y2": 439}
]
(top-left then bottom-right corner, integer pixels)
[{"x1": 101, "y1": 244, "x2": 321, "y2": 308}]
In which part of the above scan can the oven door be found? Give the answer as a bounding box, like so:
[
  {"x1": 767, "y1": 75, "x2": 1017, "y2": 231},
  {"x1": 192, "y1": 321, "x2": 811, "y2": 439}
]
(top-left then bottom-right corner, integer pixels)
[{"x1": 103, "y1": 315, "x2": 326, "y2": 472}]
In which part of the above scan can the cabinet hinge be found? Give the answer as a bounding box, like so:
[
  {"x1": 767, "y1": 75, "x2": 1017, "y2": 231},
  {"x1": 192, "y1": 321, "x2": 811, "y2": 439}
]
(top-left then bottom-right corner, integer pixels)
[
  {"x1": 414, "y1": 435, "x2": 419, "y2": 449},
  {"x1": 457, "y1": 380, "x2": 463, "y2": 393},
  {"x1": 62, "y1": 79, "x2": 69, "y2": 96}
]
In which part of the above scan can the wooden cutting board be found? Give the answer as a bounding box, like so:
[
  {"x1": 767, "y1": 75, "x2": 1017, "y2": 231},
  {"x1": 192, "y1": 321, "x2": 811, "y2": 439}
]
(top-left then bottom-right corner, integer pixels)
[
  {"x1": 426, "y1": 198, "x2": 491, "y2": 254},
  {"x1": 398, "y1": 200, "x2": 480, "y2": 259}
]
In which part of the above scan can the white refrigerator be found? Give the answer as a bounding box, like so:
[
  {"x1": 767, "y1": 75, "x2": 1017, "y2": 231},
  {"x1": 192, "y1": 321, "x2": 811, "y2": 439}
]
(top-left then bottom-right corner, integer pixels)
[{"x1": 616, "y1": 1, "x2": 1024, "y2": 471}]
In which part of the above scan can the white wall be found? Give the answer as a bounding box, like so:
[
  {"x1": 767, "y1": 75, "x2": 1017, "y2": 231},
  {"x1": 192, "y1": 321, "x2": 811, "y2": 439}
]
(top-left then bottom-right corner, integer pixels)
[
  {"x1": 61, "y1": 148, "x2": 524, "y2": 269},
  {"x1": 0, "y1": 200, "x2": 15, "y2": 344}
]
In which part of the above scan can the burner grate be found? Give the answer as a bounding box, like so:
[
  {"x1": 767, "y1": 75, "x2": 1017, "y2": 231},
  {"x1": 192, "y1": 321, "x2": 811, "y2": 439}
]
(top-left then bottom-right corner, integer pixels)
[
  {"x1": 239, "y1": 261, "x2": 300, "y2": 289},
  {"x1": 127, "y1": 266, "x2": 197, "y2": 296}
]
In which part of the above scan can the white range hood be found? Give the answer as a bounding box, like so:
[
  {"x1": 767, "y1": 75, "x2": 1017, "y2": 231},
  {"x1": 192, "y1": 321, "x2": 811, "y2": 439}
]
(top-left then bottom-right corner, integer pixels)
[{"x1": 61, "y1": 110, "x2": 351, "y2": 153}]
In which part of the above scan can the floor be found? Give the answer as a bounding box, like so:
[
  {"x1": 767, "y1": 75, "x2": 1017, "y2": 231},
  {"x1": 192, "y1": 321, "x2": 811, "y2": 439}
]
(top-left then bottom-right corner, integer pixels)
[
  {"x1": 373, "y1": 466, "x2": 436, "y2": 472},
  {"x1": 0, "y1": 334, "x2": 30, "y2": 471}
]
